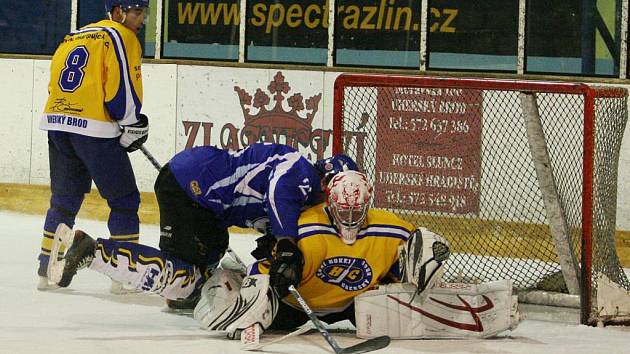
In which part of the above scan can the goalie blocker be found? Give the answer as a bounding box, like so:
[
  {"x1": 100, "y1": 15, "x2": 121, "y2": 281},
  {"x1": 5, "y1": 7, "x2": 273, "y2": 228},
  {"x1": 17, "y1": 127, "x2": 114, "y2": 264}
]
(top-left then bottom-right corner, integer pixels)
[{"x1": 355, "y1": 280, "x2": 520, "y2": 339}]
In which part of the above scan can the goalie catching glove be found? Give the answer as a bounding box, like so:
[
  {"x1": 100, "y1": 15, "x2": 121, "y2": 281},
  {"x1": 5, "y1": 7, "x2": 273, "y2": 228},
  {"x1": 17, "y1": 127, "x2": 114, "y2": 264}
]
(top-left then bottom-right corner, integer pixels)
[
  {"x1": 119, "y1": 113, "x2": 149, "y2": 152},
  {"x1": 401, "y1": 228, "x2": 451, "y2": 299}
]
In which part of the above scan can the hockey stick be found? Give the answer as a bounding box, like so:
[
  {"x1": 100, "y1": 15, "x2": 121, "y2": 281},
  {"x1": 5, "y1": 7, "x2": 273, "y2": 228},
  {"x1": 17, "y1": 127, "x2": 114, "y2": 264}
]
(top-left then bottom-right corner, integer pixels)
[
  {"x1": 288, "y1": 285, "x2": 391, "y2": 354},
  {"x1": 242, "y1": 326, "x2": 311, "y2": 351},
  {"x1": 139, "y1": 145, "x2": 163, "y2": 170}
]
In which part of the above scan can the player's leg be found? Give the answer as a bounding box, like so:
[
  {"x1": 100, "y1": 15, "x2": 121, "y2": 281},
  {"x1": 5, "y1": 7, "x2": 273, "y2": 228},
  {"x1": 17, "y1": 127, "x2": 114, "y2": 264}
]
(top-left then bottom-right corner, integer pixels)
[
  {"x1": 354, "y1": 281, "x2": 519, "y2": 339},
  {"x1": 155, "y1": 164, "x2": 228, "y2": 270},
  {"x1": 106, "y1": 191, "x2": 141, "y2": 244},
  {"x1": 70, "y1": 134, "x2": 141, "y2": 292},
  {"x1": 56, "y1": 229, "x2": 202, "y2": 299},
  {"x1": 70, "y1": 134, "x2": 141, "y2": 243},
  {"x1": 267, "y1": 301, "x2": 310, "y2": 331},
  {"x1": 90, "y1": 237, "x2": 203, "y2": 299},
  {"x1": 268, "y1": 298, "x2": 353, "y2": 331},
  {"x1": 319, "y1": 303, "x2": 356, "y2": 326},
  {"x1": 155, "y1": 165, "x2": 229, "y2": 308},
  {"x1": 38, "y1": 132, "x2": 91, "y2": 290}
]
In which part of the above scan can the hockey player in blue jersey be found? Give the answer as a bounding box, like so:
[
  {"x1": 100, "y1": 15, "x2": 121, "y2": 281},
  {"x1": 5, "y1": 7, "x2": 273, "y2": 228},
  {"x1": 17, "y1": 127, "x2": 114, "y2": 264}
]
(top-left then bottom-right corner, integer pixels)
[{"x1": 49, "y1": 143, "x2": 357, "y2": 308}]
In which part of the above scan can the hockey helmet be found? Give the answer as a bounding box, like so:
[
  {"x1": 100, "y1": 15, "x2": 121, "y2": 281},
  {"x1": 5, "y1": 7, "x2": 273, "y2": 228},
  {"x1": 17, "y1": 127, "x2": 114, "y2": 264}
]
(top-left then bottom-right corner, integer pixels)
[
  {"x1": 326, "y1": 171, "x2": 372, "y2": 245},
  {"x1": 105, "y1": 0, "x2": 149, "y2": 14},
  {"x1": 315, "y1": 154, "x2": 358, "y2": 185}
]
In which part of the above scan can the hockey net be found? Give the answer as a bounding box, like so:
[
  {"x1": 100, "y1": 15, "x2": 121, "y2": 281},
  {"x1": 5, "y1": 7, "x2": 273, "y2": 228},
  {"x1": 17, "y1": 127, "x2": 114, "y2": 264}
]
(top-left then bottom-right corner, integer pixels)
[{"x1": 332, "y1": 73, "x2": 630, "y2": 325}]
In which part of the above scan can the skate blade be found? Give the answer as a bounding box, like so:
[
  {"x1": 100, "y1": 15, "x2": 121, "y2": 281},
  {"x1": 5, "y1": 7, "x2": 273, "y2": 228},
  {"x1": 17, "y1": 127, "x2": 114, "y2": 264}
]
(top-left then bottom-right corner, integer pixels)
[
  {"x1": 110, "y1": 280, "x2": 141, "y2": 295},
  {"x1": 37, "y1": 276, "x2": 60, "y2": 291},
  {"x1": 47, "y1": 224, "x2": 74, "y2": 284},
  {"x1": 161, "y1": 306, "x2": 194, "y2": 316}
]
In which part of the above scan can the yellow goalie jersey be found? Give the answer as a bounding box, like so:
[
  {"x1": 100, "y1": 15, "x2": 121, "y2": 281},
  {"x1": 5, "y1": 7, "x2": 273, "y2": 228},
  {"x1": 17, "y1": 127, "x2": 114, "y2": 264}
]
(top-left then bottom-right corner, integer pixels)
[
  {"x1": 41, "y1": 19, "x2": 143, "y2": 138},
  {"x1": 252, "y1": 203, "x2": 414, "y2": 314}
]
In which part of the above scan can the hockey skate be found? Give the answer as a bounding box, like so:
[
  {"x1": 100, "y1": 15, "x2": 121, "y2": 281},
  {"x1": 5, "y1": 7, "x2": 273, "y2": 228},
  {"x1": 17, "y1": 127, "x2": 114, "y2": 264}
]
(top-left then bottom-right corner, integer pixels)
[
  {"x1": 165, "y1": 292, "x2": 201, "y2": 313},
  {"x1": 56, "y1": 230, "x2": 96, "y2": 287},
  {"x1": 37, "y1": 256, "x2": 60, "y2": 291},
  {"x1": 110, "y1": 279, "x2": 142, "y2": 295}
]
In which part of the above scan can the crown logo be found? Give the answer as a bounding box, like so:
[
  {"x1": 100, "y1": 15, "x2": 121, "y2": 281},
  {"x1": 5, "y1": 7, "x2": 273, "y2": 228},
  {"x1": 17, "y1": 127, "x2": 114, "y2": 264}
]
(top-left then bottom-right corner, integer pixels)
[{"x1": 234, "y1": 71, "x2": 322, "y2": 148}]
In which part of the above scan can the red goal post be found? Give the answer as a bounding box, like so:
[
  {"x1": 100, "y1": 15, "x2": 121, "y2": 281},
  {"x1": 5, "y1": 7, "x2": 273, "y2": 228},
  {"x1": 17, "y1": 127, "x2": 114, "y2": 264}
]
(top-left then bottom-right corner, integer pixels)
[{"x1": 332, "y1": 73, "x2": 630, "y2": 325}]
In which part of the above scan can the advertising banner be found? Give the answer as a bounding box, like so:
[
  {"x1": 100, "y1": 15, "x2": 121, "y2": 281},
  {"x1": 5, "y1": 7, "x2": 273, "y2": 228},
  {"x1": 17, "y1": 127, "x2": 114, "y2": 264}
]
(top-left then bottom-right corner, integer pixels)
[
  {"x1": 167, "y1": 0, "x2": 517, "y2": 54},
  {"x1": 373, "y1": 87, "x2": 482, "y2": 214},
  {"x1": 177, "y1": 68, "x2": 331, "y2": 161}
]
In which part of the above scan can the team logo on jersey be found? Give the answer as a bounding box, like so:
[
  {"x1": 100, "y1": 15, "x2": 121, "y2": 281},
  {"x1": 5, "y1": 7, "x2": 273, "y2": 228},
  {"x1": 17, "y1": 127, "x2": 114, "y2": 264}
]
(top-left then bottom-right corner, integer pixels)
[
  {"x1": 316, "y1": 256, "x2": 373, "y2": 291},
  {"x1": 190, "y1": 180, "x2": 202, "y2": 196}
]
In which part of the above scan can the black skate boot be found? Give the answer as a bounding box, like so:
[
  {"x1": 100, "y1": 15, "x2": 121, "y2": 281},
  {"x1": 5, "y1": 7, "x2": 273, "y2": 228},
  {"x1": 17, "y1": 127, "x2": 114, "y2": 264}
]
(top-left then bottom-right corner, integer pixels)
[
  {"x1": 58, "y1": 230, "x2": 96, "y2": 288},
  {"x1": 165, "y1": 268, "x2": 209, "y2": 313},
  {"x1": 165, "y1": 292, "x2": 201, "y2": 312}
]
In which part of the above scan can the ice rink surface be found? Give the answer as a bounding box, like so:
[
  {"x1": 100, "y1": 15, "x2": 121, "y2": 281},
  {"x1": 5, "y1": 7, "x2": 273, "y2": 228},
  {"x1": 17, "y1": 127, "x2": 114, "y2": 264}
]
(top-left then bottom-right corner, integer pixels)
[{"x1": 1, "y1": 211, "x2": 628, "y2": 354}]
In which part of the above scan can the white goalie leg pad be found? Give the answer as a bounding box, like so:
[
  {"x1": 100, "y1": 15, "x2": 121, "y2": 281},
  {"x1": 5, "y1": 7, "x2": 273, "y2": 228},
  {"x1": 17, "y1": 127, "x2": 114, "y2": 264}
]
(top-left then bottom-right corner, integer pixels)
[
  {"x1": 194, "y1": 271, "x2": 278, "y2": 339},
  {"x1": 194, "y1": 268, "x2": 244, "y2": 329},
  {"x1": 401, "y1": 228, "x2": 451, "y2": 299},
  {"x1": 355, "y1": 280, "x2": 520, "y2": 339}
]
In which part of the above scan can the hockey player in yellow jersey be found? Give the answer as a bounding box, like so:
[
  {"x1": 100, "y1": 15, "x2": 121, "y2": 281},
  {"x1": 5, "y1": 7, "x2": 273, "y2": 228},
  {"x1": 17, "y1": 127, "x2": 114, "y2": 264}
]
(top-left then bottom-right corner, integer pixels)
[
  {"x1": 275, "y1": 180, "x2": 414, "y2": 314},
  {"x1": 193, "y1": 170, "x2": 452, "y2": 337},
  {"x1": 38, "y1": 0, "x2": 150, "y2": 292},
  {"x1": 41, "y1": 2, "x2": 147, "y2": 137}
]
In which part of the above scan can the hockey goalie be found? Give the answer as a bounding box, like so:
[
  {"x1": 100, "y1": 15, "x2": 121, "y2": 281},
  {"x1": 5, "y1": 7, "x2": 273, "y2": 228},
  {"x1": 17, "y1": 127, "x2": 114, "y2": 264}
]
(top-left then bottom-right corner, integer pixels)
[{"x1": 193, "y1": 171, "x2": 520, "y2": 342}]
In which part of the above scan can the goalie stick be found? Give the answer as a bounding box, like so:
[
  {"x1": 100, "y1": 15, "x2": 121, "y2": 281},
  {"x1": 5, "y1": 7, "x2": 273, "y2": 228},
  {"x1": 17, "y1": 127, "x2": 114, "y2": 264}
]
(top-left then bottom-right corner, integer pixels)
[
  {"x1": 241, "y1": 326, "x2": 311, "y2": 351},
  {"x1": 288, "y1": 285, "x2": 391, "y2": 354}
]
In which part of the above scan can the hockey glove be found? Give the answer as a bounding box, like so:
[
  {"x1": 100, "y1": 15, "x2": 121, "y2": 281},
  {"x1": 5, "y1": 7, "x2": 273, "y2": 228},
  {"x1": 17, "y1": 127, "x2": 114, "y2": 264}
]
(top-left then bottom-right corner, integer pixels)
[
  {"x1": 251, "y1": 232, "x2": 277, "y2": 260},
  {"x1": 269, "y1": 238, "x2": 304, "y2": 299},
  {"x1": 119, "y1": 113, "x2": 149, "y2": 152}
]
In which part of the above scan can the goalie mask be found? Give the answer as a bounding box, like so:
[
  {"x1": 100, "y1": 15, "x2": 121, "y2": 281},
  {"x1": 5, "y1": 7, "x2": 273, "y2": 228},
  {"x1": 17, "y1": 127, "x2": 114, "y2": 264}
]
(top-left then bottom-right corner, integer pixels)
[{"x1": 326, "y1": 171, "x2": 372, "y2": 245}]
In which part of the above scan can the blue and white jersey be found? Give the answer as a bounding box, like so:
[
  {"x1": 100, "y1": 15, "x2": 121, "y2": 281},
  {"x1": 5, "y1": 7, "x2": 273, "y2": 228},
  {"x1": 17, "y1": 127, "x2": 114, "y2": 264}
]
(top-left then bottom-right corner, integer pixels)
[{"x1": 168, "y1": 143, "x2": 322, "y2": 238}]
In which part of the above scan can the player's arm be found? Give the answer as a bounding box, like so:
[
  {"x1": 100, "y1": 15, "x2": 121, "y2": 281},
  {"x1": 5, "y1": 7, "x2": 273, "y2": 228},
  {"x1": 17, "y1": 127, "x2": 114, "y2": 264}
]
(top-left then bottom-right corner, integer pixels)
[
  {"x1": 264, "y1": 171, "x2": 314, "y2": 298},
  {"x1": 102, "y1": 31, "x2": 148, "y2": 151},
  {"x1": 103, "y1": 31, "x2": 142, "y2": 124},
  {"x1": 264, "y1": 172, "x2": 310, "y2": 240},
  {"x1": 380, "y1": 261, "x2": 402, "y2": 284}
]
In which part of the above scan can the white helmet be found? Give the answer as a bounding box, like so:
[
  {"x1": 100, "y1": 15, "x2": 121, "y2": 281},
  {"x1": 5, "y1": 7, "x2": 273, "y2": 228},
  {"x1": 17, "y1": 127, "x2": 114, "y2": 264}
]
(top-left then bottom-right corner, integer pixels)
[{"x1": 326, "y1": 171, "x2": 372, "y2": 245}]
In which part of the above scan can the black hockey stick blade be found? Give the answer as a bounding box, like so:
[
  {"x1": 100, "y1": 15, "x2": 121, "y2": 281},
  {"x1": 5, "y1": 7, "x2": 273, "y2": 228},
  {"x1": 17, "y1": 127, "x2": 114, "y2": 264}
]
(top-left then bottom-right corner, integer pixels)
[{"x1": 338, "y1": 335, "x2": 391, "y2": 354}]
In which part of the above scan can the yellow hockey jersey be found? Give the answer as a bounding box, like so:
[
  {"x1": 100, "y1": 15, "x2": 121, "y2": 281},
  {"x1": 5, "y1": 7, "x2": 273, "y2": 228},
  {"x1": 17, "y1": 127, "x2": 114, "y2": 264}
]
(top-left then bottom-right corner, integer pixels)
[
  {"x1": 41, "y1": 20, "x2": 143, "y2": 138},
  {"x1": 252, "y1": 203, "x2": 414, "y2": 314}
]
